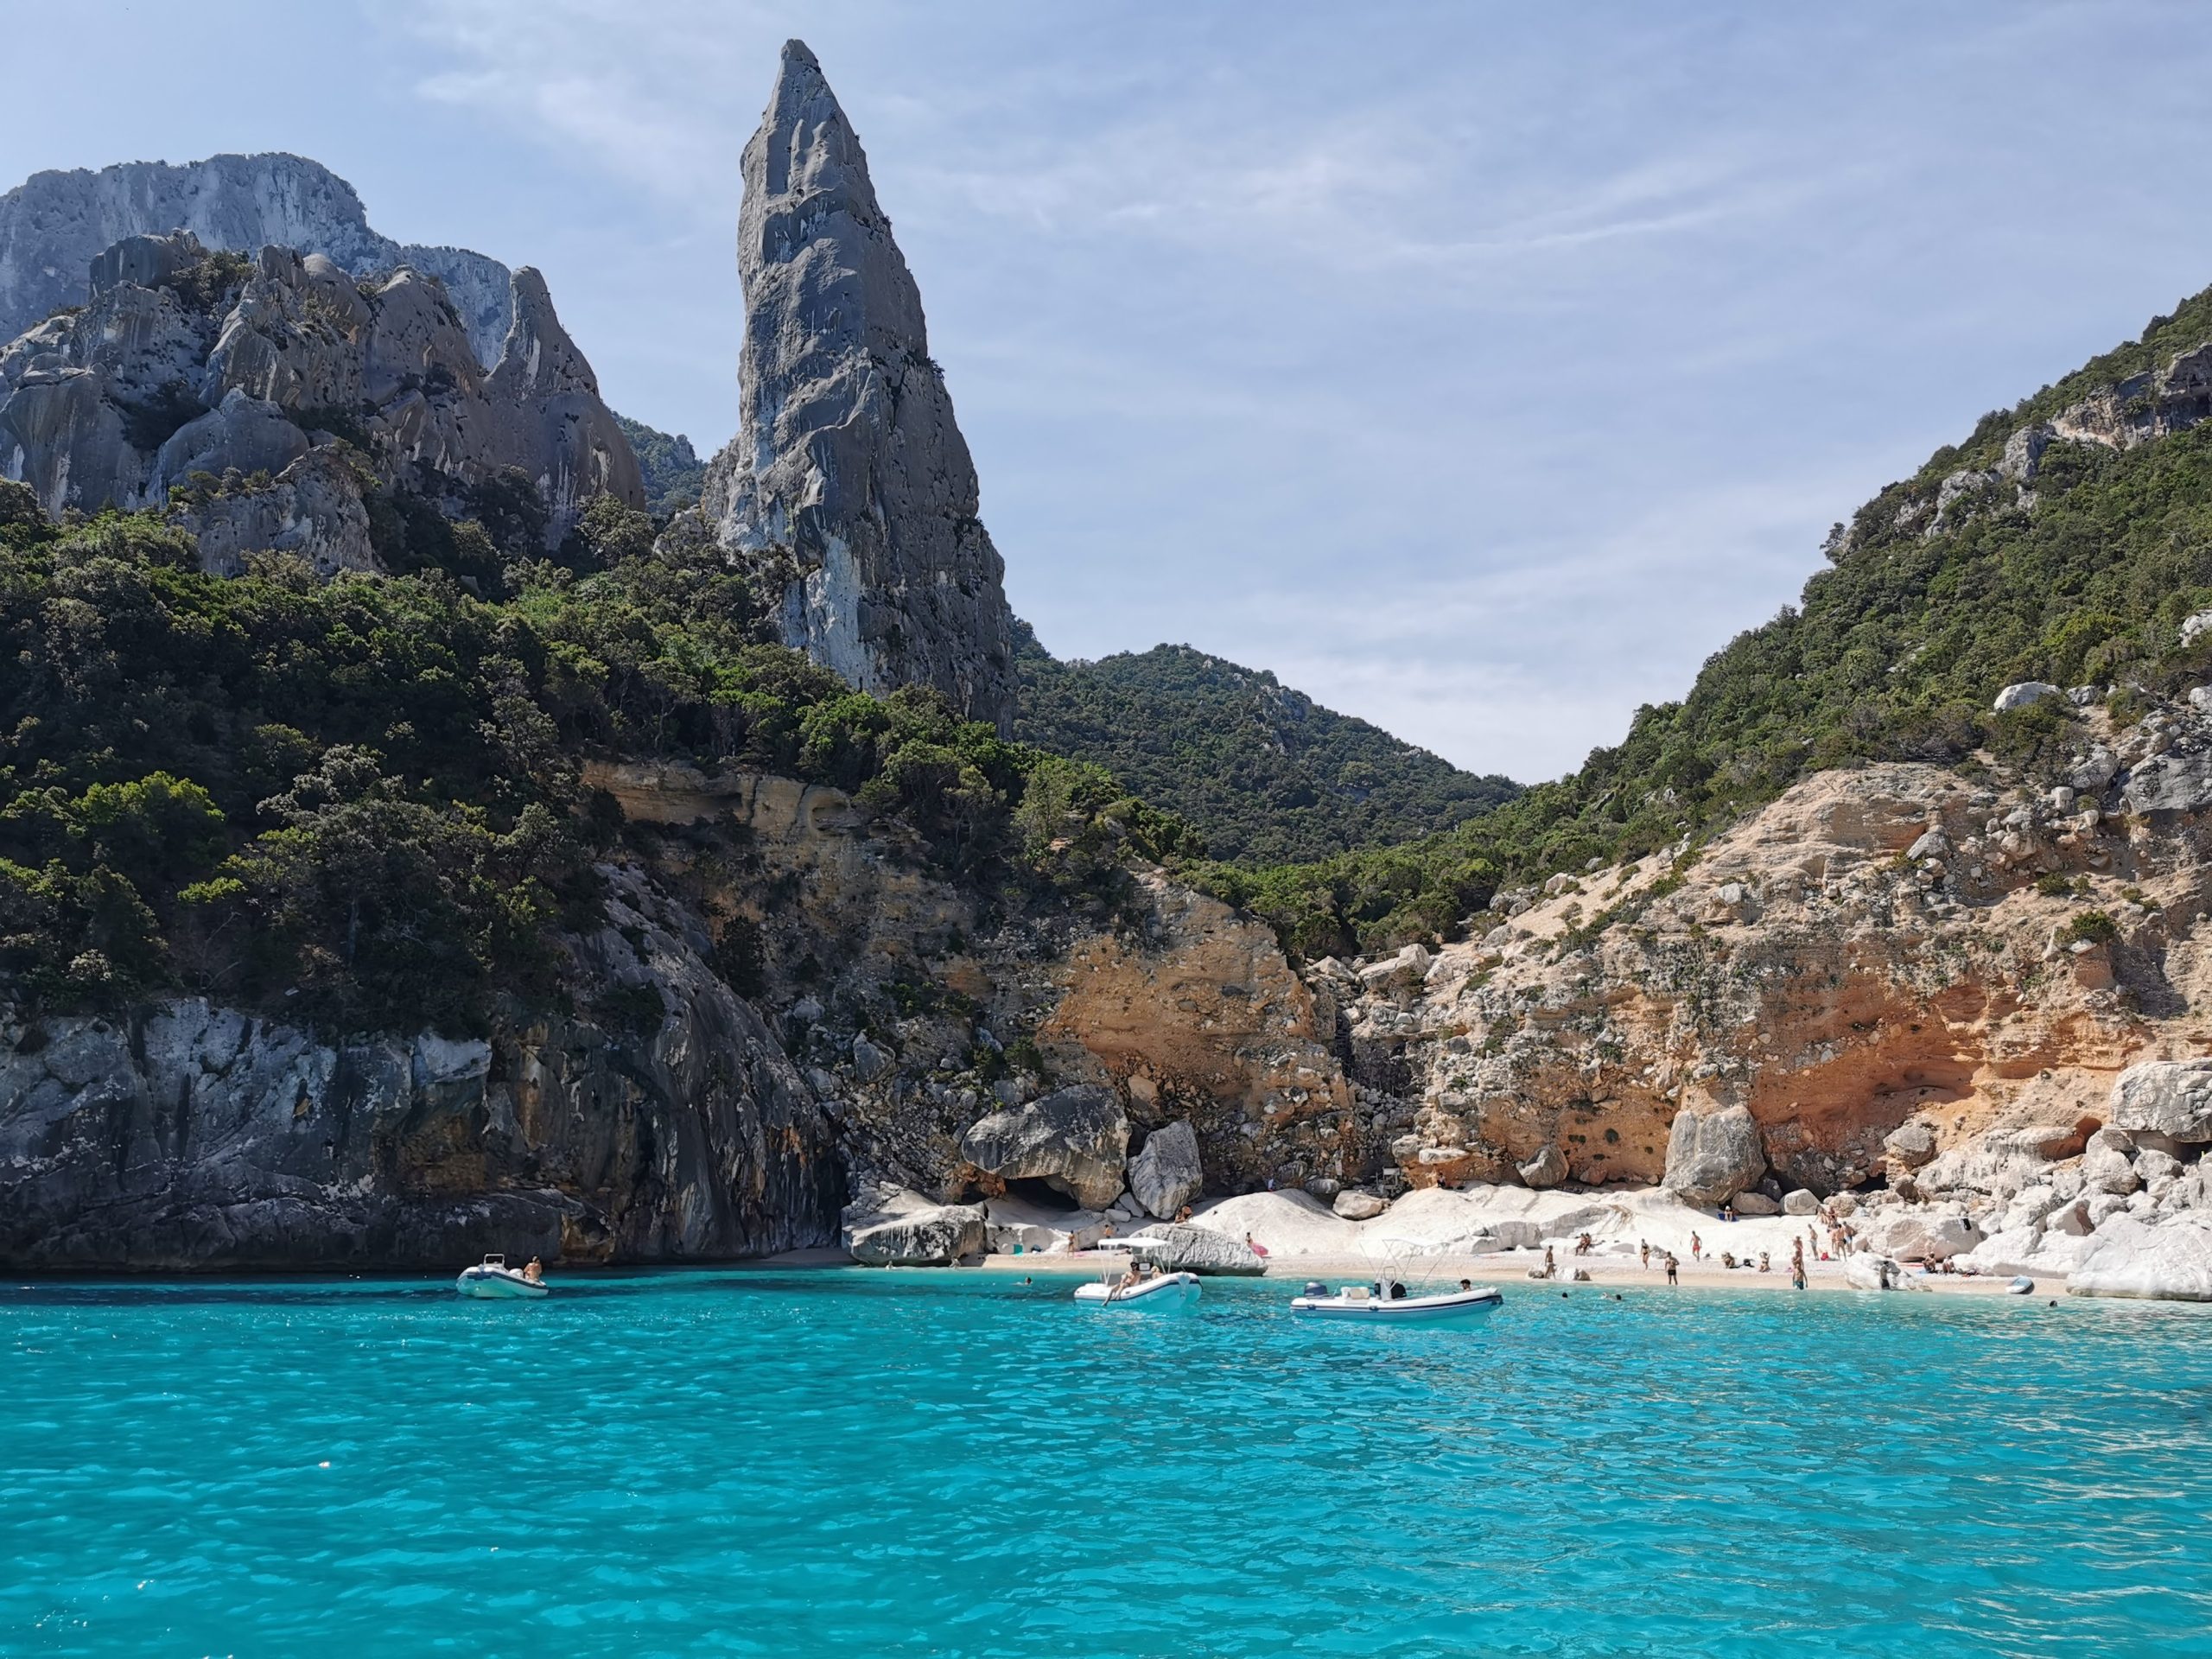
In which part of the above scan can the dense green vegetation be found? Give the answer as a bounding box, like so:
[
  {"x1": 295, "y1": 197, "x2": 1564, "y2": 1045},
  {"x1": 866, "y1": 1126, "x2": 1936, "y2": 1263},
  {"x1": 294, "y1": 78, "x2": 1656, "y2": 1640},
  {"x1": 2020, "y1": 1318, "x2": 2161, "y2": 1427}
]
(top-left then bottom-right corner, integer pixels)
[
  {"x1": 1015, "y1": 626, "x2": 1519, "y2": 864},
  {"x1": 613, "y1": 416, "x2": 708, "y2": 516},
  {"x1": 1198, "y1": 294, "x2": 2212, "y2": 959},
  {"x1": 0, "y1": 486, "x2": 1192, "y2": 1033}
]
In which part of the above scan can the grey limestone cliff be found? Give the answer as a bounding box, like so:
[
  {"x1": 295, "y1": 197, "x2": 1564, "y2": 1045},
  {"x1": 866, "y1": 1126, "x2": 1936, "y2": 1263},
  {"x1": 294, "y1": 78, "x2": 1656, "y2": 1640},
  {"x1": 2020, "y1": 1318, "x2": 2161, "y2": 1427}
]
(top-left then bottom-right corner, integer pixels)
[
  {"x1": 0, "y1": 870, "x2": 841, "y2": 1269},
  {"x1": 0, "y1": 229, "x2": 643, "y2": 561},
  {"x1": 701, "y1": 41, "x2": 1016, "y2": 731},
  {"x1": 0, "y1": 153, "x2": 516, "y2": 365}
]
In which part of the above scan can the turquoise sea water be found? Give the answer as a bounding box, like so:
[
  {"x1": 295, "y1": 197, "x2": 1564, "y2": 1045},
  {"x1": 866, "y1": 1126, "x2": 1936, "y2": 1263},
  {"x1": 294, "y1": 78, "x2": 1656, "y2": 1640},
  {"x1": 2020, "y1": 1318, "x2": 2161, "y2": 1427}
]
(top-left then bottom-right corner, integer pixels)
[{"x1": 4, "y1": 1269, "x2": 2211, "y2": 1657}]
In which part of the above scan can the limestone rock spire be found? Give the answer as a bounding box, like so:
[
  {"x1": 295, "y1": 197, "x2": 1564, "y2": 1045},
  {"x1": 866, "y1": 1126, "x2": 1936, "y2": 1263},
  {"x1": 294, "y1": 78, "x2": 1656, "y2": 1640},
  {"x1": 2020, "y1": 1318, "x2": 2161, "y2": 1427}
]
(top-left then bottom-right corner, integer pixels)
[{"x1": 702, "y1": 39, "x2": 1016, "y2": 731}]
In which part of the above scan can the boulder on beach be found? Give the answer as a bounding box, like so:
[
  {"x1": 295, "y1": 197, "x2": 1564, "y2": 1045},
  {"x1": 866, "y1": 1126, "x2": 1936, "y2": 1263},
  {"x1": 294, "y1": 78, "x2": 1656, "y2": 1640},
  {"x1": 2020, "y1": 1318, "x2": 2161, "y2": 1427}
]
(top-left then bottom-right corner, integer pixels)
[
  {"x1": 1516, "y1": 1144, "x2": 1569, "y2": 1188},
  {"x1": 1958, "y1": 1225, "x2": 2094, "y2": 1279},
  {"x1": 1859, "y1": 1209, "x2": 1985, "y2": 1262},
  {"x1": 1127, "y1": 1223, "x2": 1266, "y2": 1275},
  {"x1": 1844, "y1": 1254, "x2": 1916, "y2": 1291},
  {"x1": 1662, "y1": 1105, "x2": 1766, "y2": 1205},
  {"x1": 1188, "y1": 1190, "x2": 1360, "y2": 1256},
  {"x1": 1126, "y1": 1119, "x2": 1204, "y2": 1218},
  {"x1": 959, "y1": 1084, "x2": 1129, "y2": 1210},
  {"x1": 849, "y1": 1202, "x2": 987, "y2": 1266},
  {"x1": 2109, "y1": 1059, "x2": 2212, "y2": 1145},
  {"x1": 2068, "y1": 1214, "x2": 2212, "y2": 1300},
  {"x1": 1731, "y1": 1191, "x2": 1781, "y2": 1216},
  {"x1": 1333, "y1": 1189, "x2": 1388, "y2": 1220},
  {"x1": 1783, "y1": 1189, "x2": 1820, "y2": 1216}
]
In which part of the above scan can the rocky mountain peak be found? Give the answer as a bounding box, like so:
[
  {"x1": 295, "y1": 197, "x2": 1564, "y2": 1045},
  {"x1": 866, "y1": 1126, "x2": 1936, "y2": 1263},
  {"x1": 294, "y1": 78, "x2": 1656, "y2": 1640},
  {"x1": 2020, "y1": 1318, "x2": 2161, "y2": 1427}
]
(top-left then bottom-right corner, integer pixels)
[
  {"x1": 701, "y1": 40, "x2": 1017, "y2": 732},
  {"x1": 0, "y1": 153, "x2": 517, "y2": 366},
  {"x1": 488, "y1": 266, "x2": 601, "y2": 401}
]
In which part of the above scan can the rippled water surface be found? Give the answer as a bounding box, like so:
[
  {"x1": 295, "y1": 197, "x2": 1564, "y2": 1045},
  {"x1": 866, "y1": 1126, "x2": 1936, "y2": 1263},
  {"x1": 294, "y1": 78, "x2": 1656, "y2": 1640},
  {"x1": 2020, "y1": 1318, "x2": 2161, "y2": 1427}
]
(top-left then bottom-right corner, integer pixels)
[{"x1": 5, "y1": 1268, "x2": 2212, "y2": 1656}]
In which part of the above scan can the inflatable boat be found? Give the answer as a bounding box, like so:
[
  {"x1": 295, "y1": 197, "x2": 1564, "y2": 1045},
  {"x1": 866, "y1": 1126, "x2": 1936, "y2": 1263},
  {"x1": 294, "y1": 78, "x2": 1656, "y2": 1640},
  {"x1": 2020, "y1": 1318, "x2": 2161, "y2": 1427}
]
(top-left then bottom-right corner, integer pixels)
[
  {"x1": 1290, "y1": 1280, "x2": 1501, "y2": 1325},
  {"x1": 1073, "y1": 1270, "x2": 1201, "y2": 1309},
  {"x1": 455, "y1": 1255, "x2": 549, "y2": 1299}
]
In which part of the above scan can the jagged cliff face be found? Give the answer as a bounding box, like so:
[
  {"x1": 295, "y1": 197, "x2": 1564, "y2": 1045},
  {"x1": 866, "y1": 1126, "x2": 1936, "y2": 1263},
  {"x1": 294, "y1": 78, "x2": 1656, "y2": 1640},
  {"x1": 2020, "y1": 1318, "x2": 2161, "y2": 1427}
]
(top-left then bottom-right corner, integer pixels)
[
  {"x1": 700, "y1": 41, "x2": 1017, "y2": 731},
  {"x1": 0, "y1": 868, "x2": 840, "y2": 1270},
  {"x1": 0, "y1": 230, "x2": 642, "y2": 563},
  {"x1": 1320, "y1": 699, "x2": 2212, "y2": 1226},
  {"x1": 0, "y1": 153, "x2": 516, "y2": 366}
]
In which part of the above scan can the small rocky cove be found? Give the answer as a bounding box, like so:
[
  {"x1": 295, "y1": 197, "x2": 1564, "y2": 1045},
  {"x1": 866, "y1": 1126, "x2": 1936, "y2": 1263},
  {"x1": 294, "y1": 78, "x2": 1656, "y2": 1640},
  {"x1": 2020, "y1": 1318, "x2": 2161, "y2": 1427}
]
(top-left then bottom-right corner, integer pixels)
[{"x1": 5, "y1": 39, "x2": 2212, "y2": 1309}]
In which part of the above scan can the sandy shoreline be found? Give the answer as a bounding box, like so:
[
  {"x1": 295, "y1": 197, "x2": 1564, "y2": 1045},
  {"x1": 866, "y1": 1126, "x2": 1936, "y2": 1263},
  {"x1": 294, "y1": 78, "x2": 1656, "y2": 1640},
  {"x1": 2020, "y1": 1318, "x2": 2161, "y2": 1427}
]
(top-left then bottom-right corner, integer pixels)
[{"x1": 963, "y1": 1248, "x2": 2033, "y2": 1297}]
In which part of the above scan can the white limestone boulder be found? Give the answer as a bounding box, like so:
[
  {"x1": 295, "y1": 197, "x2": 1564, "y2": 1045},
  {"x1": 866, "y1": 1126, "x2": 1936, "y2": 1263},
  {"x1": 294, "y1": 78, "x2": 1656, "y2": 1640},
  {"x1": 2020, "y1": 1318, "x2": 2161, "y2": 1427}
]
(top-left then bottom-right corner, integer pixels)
[
  {"x1": 1189, "y1": 1190, "x2": 1360, "y2": 1257},
  {"x1": 1859, "y1": 1210, "x2": 1985, "y2": 1262},
  {"x1": 959, "y1": 1084, "x2": 1128, "y2": 1210},
  {"x1": 2068, "y1": 1214, "x2": 2212, "y2": 1301},
  {"x1": 2109, "y1": 1059, "x2": 2212, "y2": 1145},
  {"x1": 848, "y1": 1201, "x2": 987, "y2": 1266},
  {"x1": 1127, "y1": 1223, "x2": 1266, "y2": 1275},
  {"x1": 1126, "y1": 1120, "x2": 1203, "y2": 1219},
  {"x1": 1662, "y1": 1105, "x2": 1766, "y2": 1205}
]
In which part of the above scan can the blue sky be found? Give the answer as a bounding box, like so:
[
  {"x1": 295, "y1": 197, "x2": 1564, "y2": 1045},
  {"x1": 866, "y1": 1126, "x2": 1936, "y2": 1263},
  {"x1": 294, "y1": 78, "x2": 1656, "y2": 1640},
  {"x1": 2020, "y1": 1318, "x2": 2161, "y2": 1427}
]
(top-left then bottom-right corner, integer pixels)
[{"x1": 8, "y1": 2, "x2": 2212, "y2": 780}]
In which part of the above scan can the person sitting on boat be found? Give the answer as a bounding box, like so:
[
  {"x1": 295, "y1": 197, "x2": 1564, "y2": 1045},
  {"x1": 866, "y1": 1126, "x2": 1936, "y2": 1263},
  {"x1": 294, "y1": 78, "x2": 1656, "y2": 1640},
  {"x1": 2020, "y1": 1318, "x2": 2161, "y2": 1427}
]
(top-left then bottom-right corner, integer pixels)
[
  {"x1": 1459, "y1": 1279, "x2": 1474, "y2": 1292},
  {"x1": 522, "y1": 1256, "x2": 544, "y2": 1285}
]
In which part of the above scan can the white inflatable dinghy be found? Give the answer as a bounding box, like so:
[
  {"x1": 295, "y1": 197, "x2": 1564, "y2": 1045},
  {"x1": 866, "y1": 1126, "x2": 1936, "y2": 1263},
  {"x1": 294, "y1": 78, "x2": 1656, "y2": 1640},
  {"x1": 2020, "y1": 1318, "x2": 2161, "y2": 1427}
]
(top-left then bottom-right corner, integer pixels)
[
  {"x1": 1073, "y1": 1270, "x2": 1200, "y2": 1309},
  {"x1": 455, "y1": 1255, "x2": 549, "y2": 1300},
  {"x1": 1291, "y1": 1280, "x2": 1501, "y2": 1325}
]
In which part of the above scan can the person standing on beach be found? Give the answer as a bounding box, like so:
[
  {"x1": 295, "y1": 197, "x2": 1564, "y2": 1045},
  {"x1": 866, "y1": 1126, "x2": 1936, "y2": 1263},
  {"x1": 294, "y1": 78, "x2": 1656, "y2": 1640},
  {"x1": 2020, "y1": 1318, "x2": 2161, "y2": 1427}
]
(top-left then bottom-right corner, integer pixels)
[
  {"x1": 1790, "y1": 1238, "x2": 1807, "y2": 1291},
  {"x1": 1690, "y1": 1231, "x2": 1703, "y2": 1262},
  {"x1": 1639, "y1": 1239, "x2": 1650, "y2": 1270},
  {"x1": 1664, "y1": 1253, "x2": 1679, "y2": 1286}
]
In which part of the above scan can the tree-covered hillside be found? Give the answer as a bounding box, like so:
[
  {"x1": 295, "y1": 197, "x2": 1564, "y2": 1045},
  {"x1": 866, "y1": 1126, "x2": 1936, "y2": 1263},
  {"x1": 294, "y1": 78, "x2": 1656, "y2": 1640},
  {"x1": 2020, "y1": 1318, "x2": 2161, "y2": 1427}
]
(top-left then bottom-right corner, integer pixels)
[
  {"x1": 613, "y1": 416, "x2": 708, "y2": 516},
  {"x1": 0, "y1": 482, "x2": 1193, "y2": 1034},
  {"x1": 1015, "y1": 625, "x2": 1519, "y2": 863},
  {"x1": 1200, "y1": 286, "x2": 2212, "y2": 958}
]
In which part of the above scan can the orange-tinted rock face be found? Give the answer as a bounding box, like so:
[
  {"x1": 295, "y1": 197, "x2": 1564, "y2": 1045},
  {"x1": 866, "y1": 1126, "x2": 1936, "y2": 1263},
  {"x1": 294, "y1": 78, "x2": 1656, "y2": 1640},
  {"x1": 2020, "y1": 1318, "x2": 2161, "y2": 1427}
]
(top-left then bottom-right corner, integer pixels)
[
  {"x1": 1363, "y1": 759, "x2": 2212, "y2": 1198},
  {"x1": 582, "y1": 761, "x2": 1356, "y2": 1201}
]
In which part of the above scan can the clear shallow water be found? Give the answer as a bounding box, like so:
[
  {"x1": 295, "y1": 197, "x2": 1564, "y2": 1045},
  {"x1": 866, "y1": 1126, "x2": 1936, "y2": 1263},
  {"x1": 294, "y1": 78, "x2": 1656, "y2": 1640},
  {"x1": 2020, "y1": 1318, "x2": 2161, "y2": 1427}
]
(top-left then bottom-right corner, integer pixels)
[{"x1": 4, "y1": 1270, "x2": 2211, "y2": 1658}]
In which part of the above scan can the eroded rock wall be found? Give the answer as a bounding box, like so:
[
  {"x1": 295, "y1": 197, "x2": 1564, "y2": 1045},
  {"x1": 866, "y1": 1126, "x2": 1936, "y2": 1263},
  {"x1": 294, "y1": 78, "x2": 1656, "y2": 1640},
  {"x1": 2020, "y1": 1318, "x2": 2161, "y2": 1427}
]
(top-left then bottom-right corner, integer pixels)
[{"x1": 0, "y1": 868, "x2": 839, "y2": 1270}]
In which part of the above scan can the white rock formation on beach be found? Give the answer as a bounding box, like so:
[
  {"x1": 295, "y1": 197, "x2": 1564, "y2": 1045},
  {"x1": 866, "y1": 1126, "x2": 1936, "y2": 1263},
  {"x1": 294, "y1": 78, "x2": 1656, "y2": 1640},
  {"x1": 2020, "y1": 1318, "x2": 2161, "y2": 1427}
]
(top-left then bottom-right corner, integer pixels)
[
  {"x1": 2068, "y1": 1215, "x2": 2212, "y2": 1300},
  {"x1": 1127, "y1": 1223, "x2": 1265, "y2": 1275},
  {"x1": 958, "y1": 1084, "x2": 1128, "y2": 1210},
  {"x1": 1127, "y1": 1120, "x2": 1203, "y2": 1218},
  {"x1": 844, "y1": 1188, "x2": 987, "y2": 1265},
  {"x1": 2109, "y1": 1059, "x2": 2212, "y2": 1143},
  {"x1": 1662, "y1": 1106, "x2": 1767, "y2": 1205}
]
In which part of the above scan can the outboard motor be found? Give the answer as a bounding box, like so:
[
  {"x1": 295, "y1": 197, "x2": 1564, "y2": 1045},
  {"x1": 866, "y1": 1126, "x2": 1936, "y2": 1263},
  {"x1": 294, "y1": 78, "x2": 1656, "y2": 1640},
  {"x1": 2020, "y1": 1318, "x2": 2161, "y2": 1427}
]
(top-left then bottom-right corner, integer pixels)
[{"x1": 1302, "y1": 1281, "x2": 1328, "y2": 1299}]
